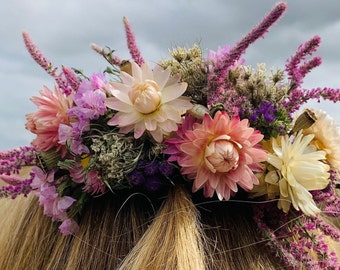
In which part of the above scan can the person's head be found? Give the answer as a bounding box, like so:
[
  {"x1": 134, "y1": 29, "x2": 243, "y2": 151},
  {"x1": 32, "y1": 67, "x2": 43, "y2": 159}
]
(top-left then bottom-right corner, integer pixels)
[{"x1": 1, "y1": 2, "x2": 340, "y2": 269}]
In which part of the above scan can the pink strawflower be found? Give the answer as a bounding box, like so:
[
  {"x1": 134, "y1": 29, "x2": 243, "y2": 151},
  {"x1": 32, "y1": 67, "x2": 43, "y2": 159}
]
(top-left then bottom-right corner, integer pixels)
[
  {"x1": 175, "y1": 111, "x2": 267, "y2": 200},
  {"x1": 26, "y1": 85, "x2": 73, "y2": 153},
  {"x1": 106, "y1": 62, "x2": 193, "y2": 142},
  {"x1": 164, "y1": 114, "x2": 201, "y2": 162}
]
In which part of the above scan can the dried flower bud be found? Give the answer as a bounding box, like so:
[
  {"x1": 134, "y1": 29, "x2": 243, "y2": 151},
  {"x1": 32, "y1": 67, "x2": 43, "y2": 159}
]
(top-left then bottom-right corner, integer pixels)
[{"x1": 290, "y1": 109, "x2": 317, "y2": 134}]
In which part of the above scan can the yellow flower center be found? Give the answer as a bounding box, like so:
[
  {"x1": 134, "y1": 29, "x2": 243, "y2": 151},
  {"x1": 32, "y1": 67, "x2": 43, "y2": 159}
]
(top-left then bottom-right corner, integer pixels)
[
  {"x1": 204, "y1": 135, "x2": 240, "y2": 173},
  {"x1": 129, "y1": 80, "x2": 161, "y2": 114}
]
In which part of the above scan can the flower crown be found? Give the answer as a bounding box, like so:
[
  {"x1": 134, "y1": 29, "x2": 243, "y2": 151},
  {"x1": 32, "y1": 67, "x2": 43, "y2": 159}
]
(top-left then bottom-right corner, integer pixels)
[{"x1": 1, "y1": 3, "x2": 340, "y2": 267}]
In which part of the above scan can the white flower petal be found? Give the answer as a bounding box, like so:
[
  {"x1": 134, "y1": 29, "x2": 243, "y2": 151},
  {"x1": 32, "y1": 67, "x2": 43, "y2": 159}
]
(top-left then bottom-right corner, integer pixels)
[
  {"x1": 109, "y1": 85, "x2": 132, "y2": 104},
  {"x1": 105, "y1": 98, "x2": 133, "y2": 112},
  {"x1": 144, "y1": 117, "x2": 158, "y2": 131},
  {"x1": 153, "y1": 67, "x2": 171, "y2": 90},
  {"x1": 140, "y1": 62, "x2": 153, "y2": 81},
  {"x1": 120, "y1": 71, "x2": 134, "y2": 86},
  {"x1": 149, "y1": 128, "x2": 164, "y2": 142},
  {"x1": 130, "y1": 62, "x2": 141, "y2": 80},
  {"x1": 108, "y1": 111, "x2": 141, "y2": 126},
  {"x1": 161, "y1": 82, "x2": 188, "y2": 103}
]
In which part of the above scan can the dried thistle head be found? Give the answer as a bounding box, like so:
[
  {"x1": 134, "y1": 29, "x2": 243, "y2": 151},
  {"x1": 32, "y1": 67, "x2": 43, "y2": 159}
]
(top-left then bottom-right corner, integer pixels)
[
  {"x1": 229, "y1": 64, "x2": 290, "y2": 106},
  {"x1": 89, "y1": 132, "x2": 142, "y2": 188},
  {"x1": 160, "y1": 44, "x2": 207, "y2": 104},
  {"x1": 226, "y1": 64, "x2": 292, "y2": 138}
]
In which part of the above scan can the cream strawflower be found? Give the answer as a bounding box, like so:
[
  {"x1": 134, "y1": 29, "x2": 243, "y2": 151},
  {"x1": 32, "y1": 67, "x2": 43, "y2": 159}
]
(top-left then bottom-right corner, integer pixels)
[
  {"x1": 266, "y1": 132, "x2": 330, "y2": 216},
  {"x1": 105, "y1": 62, "x2": 193, "y2": 142},
  {"x1": 302, "y1": 109, "x2": 340, "y2": 168}
]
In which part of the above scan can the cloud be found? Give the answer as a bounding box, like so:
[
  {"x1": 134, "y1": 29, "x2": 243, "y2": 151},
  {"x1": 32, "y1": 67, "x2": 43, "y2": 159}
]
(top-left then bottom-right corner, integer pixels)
[{"x1": 1, "y1": 0, "x2": 340, "y2": 149}]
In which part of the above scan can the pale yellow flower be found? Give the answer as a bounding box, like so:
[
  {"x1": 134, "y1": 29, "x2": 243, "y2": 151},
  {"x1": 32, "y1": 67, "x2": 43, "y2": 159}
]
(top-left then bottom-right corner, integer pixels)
[
  {"x1": 303, "y1": 109, "x2": 340, "y2": 168},
  {"x1": 266, "y1": 132, "x2": 330, "y2": 216}
]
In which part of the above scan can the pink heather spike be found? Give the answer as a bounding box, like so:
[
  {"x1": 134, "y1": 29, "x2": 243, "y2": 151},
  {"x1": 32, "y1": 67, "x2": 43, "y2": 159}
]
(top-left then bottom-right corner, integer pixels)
[
  {"x1": 22, "y1": 31, "x2": 58, "y2": 78},
  {"x1": 298, "y1": 56, "x2": 322, "y2": 78},
  {"x1": 0, "y1": 174, "x2": 25, "y2": 185},
  {"x1": 284, "y1": 86, "x2": 340, "y2": 114},
  {"x1": 123, "y1": 16, "x2": 145, "y2": 66},
  {"x1": 62, "y1": 65, "x2": 80, "y2": 91},
  {"x1": 91, "y1": 43, "x2": 122, "y2": 66},
  {"x1": 207, "y1": 2, "x2": 287, "y2": 105},
  {"x1": 285, "y1": 35, "x2": 321, "y2": 89},
  {"x1": 222, "y1": 2, "x2": 286, "y2": 71}
]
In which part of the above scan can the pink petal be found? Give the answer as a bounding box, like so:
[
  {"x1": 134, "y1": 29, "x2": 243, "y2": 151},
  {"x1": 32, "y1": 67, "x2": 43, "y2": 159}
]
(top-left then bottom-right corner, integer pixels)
[
  {"x1": 134, "y1": 121, "x2": 146, "y2": 139},
  {"x1": 193, "y1": 167, "x2": 209, "y2": 192}
]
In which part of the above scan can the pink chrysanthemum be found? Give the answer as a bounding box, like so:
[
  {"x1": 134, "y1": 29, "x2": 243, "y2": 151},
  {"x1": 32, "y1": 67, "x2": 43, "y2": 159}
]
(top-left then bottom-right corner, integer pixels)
[
  {"x1": 105, "y1": 62, "x2": 193, "y2": 142},
  {"x1": 176, "y1": 111, "x2": 267, "y2": 200},
  {"x1": 26, "y1": 85, "x2": 73, "y2": 153}
]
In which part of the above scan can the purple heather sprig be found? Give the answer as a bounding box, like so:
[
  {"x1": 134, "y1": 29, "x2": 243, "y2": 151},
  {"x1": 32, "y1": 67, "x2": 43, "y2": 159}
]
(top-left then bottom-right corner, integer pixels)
[
  {"x1": 284, "y1": 86, "x2": 340, "y2": 114},
  {"x1": 61, "y1": 65, "x2": 81, "y2": 91},
  {"x1": 0, "y1": 146, "x2": 36, "y2": 175},
  {"x1": 0, "y1": 177, "x2": 34, "y2": 199},
  {"x1": 285, "y1": 35, "x2": 322, "y2": 89},
  {"x1": 252, "y1": 203, "x2": 300, "y2": 269},
  {"x1": 252, "y1": 202, "x2": 340, "y2": 269},
  {"x1": 22, "y1": 31, "x2": 58, "y2": 77},
  {"x1": 22, "y1": 32, "x2": 80, "y2": 95},
  {"x1": 298, "y1": 56, "x2": 322, "y2": 80},
  {"x1": 0, "y1": 147, "x2": 36, "y2": 199},
  {"x1": 312, "y1": 172, "x2": 340, "y2": 218},
  {"x1": 291, "y1": 217, "x2": 339, "y2": 269},
  {"x1": 123, "y1": 16, "x2": 144, "y2": 66},
  {"x1": 207, "y1": 2, "x2": 287, "y2": 105}
]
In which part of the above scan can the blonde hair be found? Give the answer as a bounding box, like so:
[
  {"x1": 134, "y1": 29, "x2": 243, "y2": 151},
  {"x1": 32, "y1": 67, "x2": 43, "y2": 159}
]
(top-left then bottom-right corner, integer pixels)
[{"x1": 0, "y1": 185, "x2": 285, "y2": 270}]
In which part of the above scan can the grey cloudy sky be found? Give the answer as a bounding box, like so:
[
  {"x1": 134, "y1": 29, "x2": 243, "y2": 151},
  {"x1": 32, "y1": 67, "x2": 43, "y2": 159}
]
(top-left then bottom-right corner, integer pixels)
[{"x1": 1, "y1": 0, "x2": 340, "y2": 149}]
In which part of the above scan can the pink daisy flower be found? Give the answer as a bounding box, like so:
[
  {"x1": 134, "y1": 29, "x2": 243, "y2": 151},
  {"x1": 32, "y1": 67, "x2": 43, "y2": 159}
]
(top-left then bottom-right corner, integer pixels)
[
  {"x1": 175, "y1": 111, "x2": 267, "y2": 200},
  {"x1": 25, "y1": 85, "x2": 73, "y2": 153}
]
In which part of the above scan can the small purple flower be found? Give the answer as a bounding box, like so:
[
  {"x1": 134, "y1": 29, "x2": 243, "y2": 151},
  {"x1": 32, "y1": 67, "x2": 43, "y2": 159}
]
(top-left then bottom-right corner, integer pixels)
[
  {"x1": 144, "y1": 175, "x2": 163, "y2": 192},
  {"x1": 59, "y1": 218, "x2": 79, "y2": 235},
  {"x1": 144, "y1": 161, "x2": 159, "y2": 176},
  {"x1": 159, "y1": 161, "x2": 174, "y2": 177},
  {"x1": 128, "y1": 170, "x2": 145, "y2": 186},
  {"x1": 256, "y1": 100, "x2": 277, "y2": 123}
]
